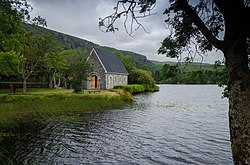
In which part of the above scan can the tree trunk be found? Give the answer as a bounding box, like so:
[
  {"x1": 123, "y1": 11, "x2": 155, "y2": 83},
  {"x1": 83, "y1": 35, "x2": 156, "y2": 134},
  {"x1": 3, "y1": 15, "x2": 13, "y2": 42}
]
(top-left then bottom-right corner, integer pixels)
[
  {"x1": 228, "y1": 78, "x2": 250, "y2": 164},
  {"x1": 53, "y1": 73, "x2": 57, "y2": 88},
  {"x1": 226, "y1": 43, "x2": 250, "y2": 164},
  {"x1": 64, "y1": 76, "x2": 69, "y2": 89},
  {"x1": 23, "y1": 78, "x2": 27, "y2": 94},
  {"x1": 48, "y1": 75, "x2": 53, "y2": 89},
  {"x1": 57, "y1": 73, "x2": 61, "y2": 87}
]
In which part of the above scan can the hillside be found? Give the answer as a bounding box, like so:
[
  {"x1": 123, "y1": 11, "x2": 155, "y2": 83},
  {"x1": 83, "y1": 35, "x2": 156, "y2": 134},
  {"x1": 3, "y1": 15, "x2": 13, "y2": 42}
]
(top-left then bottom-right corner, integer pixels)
[
  {"x1": 150, "y1": 60, "x2": 225, "y2": 72},
  {"x1": 25, "y1": 24, "x2": 97, "y2": 51},
  {"x1": 26, "y1": 24, "x2": 225, "y2": 73},
  {"x1": 26, "y1": 24, "x2": 154, "y2": 69}
]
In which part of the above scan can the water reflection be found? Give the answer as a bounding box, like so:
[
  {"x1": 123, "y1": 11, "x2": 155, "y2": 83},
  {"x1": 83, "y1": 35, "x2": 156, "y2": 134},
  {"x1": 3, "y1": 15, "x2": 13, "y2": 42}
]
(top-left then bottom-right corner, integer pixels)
[{"x1": 3, "y1": 85, "x2": 233, "y2": 164}]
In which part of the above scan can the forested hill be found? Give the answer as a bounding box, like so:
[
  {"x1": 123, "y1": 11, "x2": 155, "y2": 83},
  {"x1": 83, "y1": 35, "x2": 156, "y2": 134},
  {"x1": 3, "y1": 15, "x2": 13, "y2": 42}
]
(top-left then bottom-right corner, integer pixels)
[
  {"x1": 25, "y1": 24, "x2": 96, "y2": 51},
  {"x1": 150, "y1": 60, "x2": 220, "y2": 71},
  {"x1": 25, "y1": 24, "x2": 154, "y2": 69},
  {"x1": 25, "y1": 24, "x2": 223, "y2": 78}
]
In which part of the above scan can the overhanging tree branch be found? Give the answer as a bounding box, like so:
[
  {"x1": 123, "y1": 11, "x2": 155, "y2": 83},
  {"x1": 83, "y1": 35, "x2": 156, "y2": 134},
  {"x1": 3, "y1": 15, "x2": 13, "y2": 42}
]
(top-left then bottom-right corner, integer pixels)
[
  {"x1": 99, "y1": 0, "x2": 156, "y2": 36},
  {"x1": 177, "y1": 0, "x2": 225, "y2": 51}
]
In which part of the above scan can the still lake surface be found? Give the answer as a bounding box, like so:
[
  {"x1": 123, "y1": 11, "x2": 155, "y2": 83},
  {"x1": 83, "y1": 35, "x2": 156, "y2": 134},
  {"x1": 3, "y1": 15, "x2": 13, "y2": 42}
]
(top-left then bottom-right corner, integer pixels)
[{"x1": 12, "y1": 85, "x2": 233, "y2": 164}]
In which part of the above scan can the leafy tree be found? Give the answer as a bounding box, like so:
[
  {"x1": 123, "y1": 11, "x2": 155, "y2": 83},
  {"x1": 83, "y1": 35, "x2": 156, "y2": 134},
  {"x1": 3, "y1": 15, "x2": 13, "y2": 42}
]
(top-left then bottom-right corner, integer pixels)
[
  {"x1": 0, "y1": 0, "x2": 29, "y2": 52},
  {"x1": 61, "y1": 49, "x2": 91, "y2": 93},
  {"x1": 0, "y1": 31, "x2": 59, "y2": 93},
  {"x1": 0, "y1": 0, "x2": 47, "y2": 93},
  {"x1": 161, "y1": 64, "x2": 179, "y2": 80},
  {"x1": 140, "y1": 64, "x2": 152, "y2": 72},
  {"x1": 44, "y1": 52, "x2": 67, "y2": 89},
  {"x1": 190, "y1": 70, "x2": 208, "y2": 84},
  {"x1": 0, "y1": 0, "x2": 46, "y2": 52},
  {"x1": 213, "y1": 60, "x2": 228, "y2": 96},
  {"x1": 129, "y1": 69, "x2": 159, "y2": 92},
  {"x1": 1, "y1": 32, "x2": 50, "y2": 93},
  {"x1": 99, "y1": 0, "x2": 250, "y2": 163},
  {"x1": 153, "y1": 70, "x2": 161, "y2": 82},
  {"x1": 17, "y1": 32, "x2": 57, "y2": 93},
  {"x1": 0, "y1": 51, "x2": 24, "y2": 76}
]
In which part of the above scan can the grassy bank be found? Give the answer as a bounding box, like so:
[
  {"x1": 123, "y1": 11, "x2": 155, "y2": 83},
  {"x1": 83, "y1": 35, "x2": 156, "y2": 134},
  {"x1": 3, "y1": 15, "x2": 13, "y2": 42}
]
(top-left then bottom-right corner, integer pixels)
[
  {"x1": 0, "y1": 87, "x2": 73, "y2": 95},
  {"x1": 0, "y1": 89, "x2": 132, "y2": 135},
  {"x1": 114, "y1": 84, "x2": 146, "y2": 94},
  {"x1": 114, "y1": 84, "x2": 159, "y2": 94}
]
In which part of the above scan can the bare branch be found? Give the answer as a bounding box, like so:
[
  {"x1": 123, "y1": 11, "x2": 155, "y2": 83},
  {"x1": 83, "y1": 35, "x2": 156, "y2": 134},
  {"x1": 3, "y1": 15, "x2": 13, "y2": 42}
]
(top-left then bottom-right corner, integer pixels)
[{"x1": 99, "y1": 0, "x2": 156, "y2": 36}]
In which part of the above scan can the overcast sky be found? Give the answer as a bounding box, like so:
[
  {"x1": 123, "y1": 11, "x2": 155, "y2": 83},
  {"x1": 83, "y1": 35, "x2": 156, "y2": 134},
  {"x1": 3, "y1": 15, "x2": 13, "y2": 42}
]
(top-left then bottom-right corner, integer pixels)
[{"x1": 28, "y1": 0, "x2": 224, "y2": 64}]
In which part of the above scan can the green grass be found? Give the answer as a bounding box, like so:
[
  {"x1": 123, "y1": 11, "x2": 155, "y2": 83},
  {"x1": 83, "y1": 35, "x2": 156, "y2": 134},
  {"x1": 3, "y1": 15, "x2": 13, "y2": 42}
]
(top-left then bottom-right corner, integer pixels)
[
  {"x1": 0, "y1": 89, "x2": 133, "y2": 164},
  {"x1": 0, "y1": 88, "x2": 74, "y2": 95},
  {"x1": 0, "y1": 88, "x2": 121, "y2": 95},
  {"x1": 0, "y1": 88, "x2": 132, "y2": 135}
]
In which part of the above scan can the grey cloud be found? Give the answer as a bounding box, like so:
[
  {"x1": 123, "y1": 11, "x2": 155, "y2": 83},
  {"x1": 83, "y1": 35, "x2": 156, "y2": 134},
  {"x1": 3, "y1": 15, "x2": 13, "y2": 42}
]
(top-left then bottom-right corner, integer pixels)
[{"x1": 28, "y1": 0, "x2": 223, "y2": 63}]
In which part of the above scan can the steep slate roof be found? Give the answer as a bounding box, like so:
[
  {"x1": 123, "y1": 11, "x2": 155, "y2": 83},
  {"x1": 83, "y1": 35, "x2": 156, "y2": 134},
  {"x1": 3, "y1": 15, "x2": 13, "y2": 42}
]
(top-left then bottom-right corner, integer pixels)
[{"x1": 93, "y1": 48, "x2": 128, "y2": 74}]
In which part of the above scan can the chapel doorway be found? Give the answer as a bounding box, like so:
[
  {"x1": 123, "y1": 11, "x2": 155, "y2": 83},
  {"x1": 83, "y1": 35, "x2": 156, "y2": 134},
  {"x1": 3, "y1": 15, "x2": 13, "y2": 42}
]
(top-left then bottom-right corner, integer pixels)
[{"x1": 90, "y1": 75, "x2": 98, "y2": 89}]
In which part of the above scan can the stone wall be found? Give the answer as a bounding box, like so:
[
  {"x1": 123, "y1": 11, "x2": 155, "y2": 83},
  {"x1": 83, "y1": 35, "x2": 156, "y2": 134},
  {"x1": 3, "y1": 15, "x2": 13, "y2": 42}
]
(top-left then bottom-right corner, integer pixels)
[
  {"x1": 105, "y1": 73, "x2": 128, "y2": 89},
  {"x1": 87, "y1": 51, "x2": 106, "y2": 90}
]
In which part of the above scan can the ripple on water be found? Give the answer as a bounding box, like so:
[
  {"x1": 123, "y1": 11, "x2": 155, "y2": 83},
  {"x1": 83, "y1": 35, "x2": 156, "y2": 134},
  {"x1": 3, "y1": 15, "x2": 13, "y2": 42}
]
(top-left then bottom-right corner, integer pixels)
[{"x1": 13, "y1": 85, "x2": 233, "y2": 165}]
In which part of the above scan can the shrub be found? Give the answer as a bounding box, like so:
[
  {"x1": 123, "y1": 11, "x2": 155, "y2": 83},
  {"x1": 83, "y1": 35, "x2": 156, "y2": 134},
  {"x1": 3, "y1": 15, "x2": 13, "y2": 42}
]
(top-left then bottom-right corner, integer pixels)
[
  {"x1": 114, "y1": 84, "x2": 145, "y2": 94},
  {"x1": 129, "y1": 69, "x2": 159, "y2": 92},
  {"x1": 71, "y1": 79, "x2": 82, "y2": 93}
]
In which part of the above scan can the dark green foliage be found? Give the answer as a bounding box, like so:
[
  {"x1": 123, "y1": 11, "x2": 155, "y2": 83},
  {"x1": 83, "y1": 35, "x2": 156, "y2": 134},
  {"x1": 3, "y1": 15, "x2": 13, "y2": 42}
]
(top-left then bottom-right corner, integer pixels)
[
  {"x1": 158, "y1": 37, "x2": 181, "y2": 58},
  {"x1": 120, "y1": 50, "x2": 154, "y2": 69},
  {"x1": 161, "y1": 64, "x2": 179, "y2": 79},
  {"x1": 153, "y1": 70, "x2": 161, "y2": 82},
  {"x1": 71, "y1": 80, "x2": 82, "y2": 93},
  {"x1": 140, "y1": 64, "x2": 152, "y2": 72},
  {"x1": 0, "y1": 0, "x2": 28, "y2": 52},
  {"x1": 0, "y1": 0, "x2": 46, "y2": 52},
  {"x1": 151, "y1": 60, "x2": 227, "y2": 85},
  {"x1": 129, "y1": 69, "x2": 159, "y2": 92},
  {"x1": 43, "y1": 51, "x2": 67, "y2": 89},
  {"x1": 0, "y1": 51, "x2": 24, "y2": 76},
  {"x1": 217, "y1": 67, "x2": 228, "y2": 98},
  {"x1": 0, "y1": 82, "x2": 47, "y2": 90},
  {"x1": 112, "y1": 50, "x2": 137, "y2": 73},
  {"x1": 0, "y1": 0, "x2": 49, "y2": 93},
  {"x1": 159, "y1": 0, "x2": 225, "y2": 58},
  {"x1": 150, "y1": 60, "x2": 218, "y2": 71},
  {"x1": 160, "y1": 68, "x2": 227, "y2": 84},
  {"x1": 61, "y1": 48, "x2": 91, "y2": 92}
]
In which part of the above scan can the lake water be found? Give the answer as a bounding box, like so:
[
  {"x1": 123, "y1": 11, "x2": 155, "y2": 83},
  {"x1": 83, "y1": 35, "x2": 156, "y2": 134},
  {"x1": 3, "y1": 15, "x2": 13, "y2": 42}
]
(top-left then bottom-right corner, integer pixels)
[{"x1": 5, "y1": 85, "x2": 233, "y2": 164}]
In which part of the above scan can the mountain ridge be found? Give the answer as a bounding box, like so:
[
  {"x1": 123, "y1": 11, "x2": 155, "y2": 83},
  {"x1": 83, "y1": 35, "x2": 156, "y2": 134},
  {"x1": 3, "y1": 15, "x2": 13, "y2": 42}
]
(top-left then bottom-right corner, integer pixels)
[
  {"x1": 26, "y1": 24, "x2": 217, "y2": 71},
  {"x1": 26, "y1": 24, "x2": 154, "y2": 68}
]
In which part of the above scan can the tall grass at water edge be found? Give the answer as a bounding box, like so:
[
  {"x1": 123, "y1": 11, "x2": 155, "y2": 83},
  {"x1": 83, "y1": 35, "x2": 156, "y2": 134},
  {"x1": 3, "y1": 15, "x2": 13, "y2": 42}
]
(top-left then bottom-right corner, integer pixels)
[{"x1": 0, "y1": 89, "x2": 132, "y2": 135}]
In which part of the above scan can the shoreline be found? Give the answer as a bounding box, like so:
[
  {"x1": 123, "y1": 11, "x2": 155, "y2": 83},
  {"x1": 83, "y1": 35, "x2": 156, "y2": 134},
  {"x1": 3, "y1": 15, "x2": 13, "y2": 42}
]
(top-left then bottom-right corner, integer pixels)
[{"x1": 0, "y1": 89, "x2": 133, "y2": 135}]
